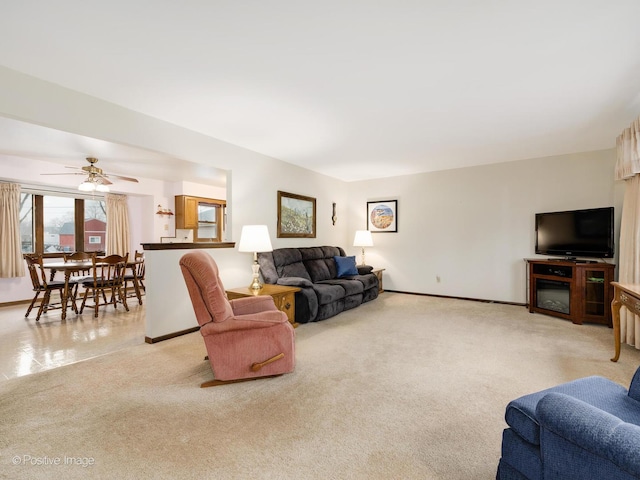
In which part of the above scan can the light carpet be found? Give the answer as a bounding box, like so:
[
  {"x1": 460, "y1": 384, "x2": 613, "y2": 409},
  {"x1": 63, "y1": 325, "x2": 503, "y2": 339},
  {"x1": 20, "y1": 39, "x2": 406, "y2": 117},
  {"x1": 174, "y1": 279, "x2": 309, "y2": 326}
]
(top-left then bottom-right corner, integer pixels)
[{"x1": 2, "y1": 293, "x2": 640, "y2": 480}]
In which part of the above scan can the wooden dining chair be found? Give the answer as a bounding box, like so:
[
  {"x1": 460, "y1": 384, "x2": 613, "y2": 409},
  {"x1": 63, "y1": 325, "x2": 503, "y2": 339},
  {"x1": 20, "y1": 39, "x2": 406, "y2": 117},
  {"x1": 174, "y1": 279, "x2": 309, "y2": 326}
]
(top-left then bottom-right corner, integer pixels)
[
  {"x1": 63, "y1": 251, "x2": 96, "y2": 313},
  {"x1": 79, "y1": 254, "x2": 130, "y2": 318},
  {"x1": 24, "y1": 254, "x2": 66, "y2": 321},
  {"x1": 123, "y1": 250, "x2": 145, "y2": 305}
]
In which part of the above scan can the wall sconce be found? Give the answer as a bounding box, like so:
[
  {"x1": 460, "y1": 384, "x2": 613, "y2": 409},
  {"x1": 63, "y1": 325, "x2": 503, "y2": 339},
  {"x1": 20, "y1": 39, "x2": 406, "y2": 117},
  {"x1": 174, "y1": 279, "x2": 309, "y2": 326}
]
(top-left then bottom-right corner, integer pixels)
[
  {"x1": 156, "y1": 205, "x2": 174, "y2": 216},
  {"x1": 332, "y1": 203, "x2": 337, "y2": 225}
]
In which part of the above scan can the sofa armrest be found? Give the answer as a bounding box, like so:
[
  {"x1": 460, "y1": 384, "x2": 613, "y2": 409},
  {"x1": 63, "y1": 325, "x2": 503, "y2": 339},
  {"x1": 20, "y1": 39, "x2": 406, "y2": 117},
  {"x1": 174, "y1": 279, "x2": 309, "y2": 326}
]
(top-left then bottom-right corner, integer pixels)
[
  {"x1": 276, "y1": 277, "x2": 314, "y2": 288},
  {"x1": 357, "y1": 265, "x2": 373, "y2": 275},
  {"x1": 537, "y1": 392, "x2": 640, "y2": 477}
]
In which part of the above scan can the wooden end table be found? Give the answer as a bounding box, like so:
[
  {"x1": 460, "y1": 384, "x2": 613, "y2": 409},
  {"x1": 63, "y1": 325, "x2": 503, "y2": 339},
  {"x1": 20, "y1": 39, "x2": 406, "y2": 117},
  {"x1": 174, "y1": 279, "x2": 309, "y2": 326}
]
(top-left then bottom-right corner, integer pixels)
[
  {"x1": 610, "y1": 282, "x2": 640, "y2": 362},
  {"x1": 226, "y1": 284, "x2": 300, "y2": 327},
  {"x1": 371, "y1": 268, "x2": 385, "y2": 293}
]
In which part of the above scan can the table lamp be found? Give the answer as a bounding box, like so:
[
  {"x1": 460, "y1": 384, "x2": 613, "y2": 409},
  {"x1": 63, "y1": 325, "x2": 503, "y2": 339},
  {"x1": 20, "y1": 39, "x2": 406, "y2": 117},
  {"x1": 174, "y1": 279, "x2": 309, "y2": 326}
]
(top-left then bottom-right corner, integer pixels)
[
  {"x1": 353, "y1": 230, "x2": 373, "y2": 266},
  {"x1": 238, "y1": 225, "x2": 273, "y2": 290}
]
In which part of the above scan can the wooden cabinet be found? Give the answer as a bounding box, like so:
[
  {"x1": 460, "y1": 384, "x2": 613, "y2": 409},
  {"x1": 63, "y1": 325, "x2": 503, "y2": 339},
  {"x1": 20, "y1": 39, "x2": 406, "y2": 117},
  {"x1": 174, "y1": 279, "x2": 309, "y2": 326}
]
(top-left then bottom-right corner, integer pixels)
[
  {"x1": 226, "y1": 284, "x2": 301, "y2": 327},
  {"x1": 175, "y1": 195, "x2": 226, "y2": 242},
  {"x1": 527, "y1": 259, "x2": 615, "y2": 326}
]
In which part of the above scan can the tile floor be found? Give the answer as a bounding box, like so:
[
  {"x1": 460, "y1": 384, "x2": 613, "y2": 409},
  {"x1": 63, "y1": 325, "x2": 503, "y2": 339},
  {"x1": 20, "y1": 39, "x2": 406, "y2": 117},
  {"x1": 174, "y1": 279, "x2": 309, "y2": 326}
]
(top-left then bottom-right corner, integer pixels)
[{"x1": 0, "y1": 297, "x2": 145, "y2": 381}]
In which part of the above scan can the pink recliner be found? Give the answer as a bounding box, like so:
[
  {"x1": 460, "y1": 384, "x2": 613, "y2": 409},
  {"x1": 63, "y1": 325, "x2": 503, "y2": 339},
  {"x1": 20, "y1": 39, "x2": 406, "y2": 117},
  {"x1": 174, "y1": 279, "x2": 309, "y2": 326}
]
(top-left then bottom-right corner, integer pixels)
[{"x1": 179, "y1": 251, "x2": 295, "y2": 387}]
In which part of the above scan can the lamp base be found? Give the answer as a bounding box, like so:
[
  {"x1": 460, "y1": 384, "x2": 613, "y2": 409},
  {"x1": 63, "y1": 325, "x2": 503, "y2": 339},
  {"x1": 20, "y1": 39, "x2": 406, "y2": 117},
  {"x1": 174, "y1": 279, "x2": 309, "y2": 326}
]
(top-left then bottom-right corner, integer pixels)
[{"x1": 249, "y1": 262, "x2": 263, "y2": 290}]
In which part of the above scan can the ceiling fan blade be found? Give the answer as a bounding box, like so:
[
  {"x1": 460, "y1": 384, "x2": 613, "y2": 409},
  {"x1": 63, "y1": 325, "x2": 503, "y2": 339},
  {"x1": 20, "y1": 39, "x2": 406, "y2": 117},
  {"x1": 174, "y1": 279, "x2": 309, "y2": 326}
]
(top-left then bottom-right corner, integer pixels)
[
  {"x1": 95, "y1": 174, "x2": 113, "y2": 185},
  {"x1": 105, "y1": 173, "x2": 139, "y2": 183}
]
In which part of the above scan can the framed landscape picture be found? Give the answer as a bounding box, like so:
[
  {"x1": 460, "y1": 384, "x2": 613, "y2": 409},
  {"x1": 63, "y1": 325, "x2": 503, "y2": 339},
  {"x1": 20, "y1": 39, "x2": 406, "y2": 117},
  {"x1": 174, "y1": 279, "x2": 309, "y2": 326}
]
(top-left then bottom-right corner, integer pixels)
[
  {"x1": 367, "y1": 200, "x2": 398, "y2": 233},
  {"x1": 277, "y1": 191, "x2": 317, "y2": 238}
]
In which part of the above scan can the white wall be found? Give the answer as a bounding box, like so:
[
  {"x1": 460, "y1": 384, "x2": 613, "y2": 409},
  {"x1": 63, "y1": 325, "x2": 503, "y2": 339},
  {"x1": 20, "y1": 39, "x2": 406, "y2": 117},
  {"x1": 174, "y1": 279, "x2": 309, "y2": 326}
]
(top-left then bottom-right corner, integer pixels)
[
  {"x1": 0, "y1": 67, "x2": 349, "y2": 304},
  {"x1": 347, "y1": 149, "x2": 623, "y2": 304},
  {"x1": 0, "y1": 67, "x2": 625, "y2": 307}
]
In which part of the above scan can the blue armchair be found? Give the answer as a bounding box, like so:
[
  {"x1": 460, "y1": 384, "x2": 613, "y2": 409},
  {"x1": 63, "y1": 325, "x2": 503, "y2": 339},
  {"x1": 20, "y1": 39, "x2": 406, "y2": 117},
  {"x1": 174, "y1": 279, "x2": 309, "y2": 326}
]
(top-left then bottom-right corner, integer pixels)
[{"x1": 497, "y1": 367, "x2": 640, "y2": 480}]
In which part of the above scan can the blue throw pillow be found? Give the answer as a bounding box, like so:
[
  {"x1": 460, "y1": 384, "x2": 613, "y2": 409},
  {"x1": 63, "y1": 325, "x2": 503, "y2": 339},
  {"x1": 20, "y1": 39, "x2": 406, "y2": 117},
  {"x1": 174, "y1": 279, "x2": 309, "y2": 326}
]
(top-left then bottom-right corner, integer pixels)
[{"x1": 334, "y1": 255, "x2": 358, "y2": 277}]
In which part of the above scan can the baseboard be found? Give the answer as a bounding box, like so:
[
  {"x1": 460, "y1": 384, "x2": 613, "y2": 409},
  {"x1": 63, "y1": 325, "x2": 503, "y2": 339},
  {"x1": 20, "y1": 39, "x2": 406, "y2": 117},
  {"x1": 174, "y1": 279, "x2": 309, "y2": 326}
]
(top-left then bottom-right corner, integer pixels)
[
  {"x1": 0, "y1": 299, "x2": 31, "y2": 308},
  {"x1": 384, "y1": 290, "x2": 526, "y2": 307},
  {"x1": 145, "y1": 326, "x2": 200, "y2": 344}
]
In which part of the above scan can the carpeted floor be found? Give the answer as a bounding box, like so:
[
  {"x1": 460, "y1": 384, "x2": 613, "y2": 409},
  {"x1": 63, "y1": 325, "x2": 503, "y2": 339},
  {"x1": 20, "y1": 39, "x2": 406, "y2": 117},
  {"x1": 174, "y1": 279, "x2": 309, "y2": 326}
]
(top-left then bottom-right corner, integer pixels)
[{"x1": 2, "y1": 292, "x2": 640, "y2": 479}]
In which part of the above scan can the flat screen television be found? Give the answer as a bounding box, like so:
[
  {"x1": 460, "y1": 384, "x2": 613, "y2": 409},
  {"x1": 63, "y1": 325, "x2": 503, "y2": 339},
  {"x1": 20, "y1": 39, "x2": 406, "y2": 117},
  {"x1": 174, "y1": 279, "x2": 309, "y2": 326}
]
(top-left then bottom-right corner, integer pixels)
[{"x1": 535, "y1": 207, "x2": 614, "y2": 259}]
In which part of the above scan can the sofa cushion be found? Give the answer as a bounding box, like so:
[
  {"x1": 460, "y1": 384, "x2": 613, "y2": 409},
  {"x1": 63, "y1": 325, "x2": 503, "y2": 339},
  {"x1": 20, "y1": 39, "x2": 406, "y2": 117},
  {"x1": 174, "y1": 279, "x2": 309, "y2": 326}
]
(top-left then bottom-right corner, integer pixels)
[
  {"x1": 335, "y1": 255, "x2": 358, "y2": 277},
  {"x1": 320, "y1": 278, "x2": 364, "y2": 296},
  {"x1": 305, "y1": 259, "x2": 332, "y2": 282},
  {"x1": 356, "y1": 273, "x2": 378, "y2": 290},
  {"x1": 312, "y1": 283, "x2": 345, "y2": 305},
  {"x1": 268, "y1": 248, "x2": 313, "y2": 281},
  {"x1": 300, "y1": 247, "x2": 334, "y2": 282}
]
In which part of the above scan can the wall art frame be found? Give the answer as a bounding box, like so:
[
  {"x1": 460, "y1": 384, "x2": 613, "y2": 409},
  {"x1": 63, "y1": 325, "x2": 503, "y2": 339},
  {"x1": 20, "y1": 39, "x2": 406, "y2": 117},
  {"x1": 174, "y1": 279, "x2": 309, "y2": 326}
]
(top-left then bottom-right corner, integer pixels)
[
  {"x1": 367, "y1": 199, "x2": 398, "y2": 233},
  {"x1": 277, "y1": 190, "x2": 317, "y2": 238}
]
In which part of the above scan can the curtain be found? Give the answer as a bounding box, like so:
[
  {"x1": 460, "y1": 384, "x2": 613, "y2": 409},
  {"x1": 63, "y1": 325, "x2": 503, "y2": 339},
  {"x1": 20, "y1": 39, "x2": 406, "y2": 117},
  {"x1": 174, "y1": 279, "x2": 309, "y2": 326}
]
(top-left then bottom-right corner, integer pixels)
[
  {"x1": 105, "y1": 193, "x2": 131, "y2": 258},
  {"x1": 615, "y1": 116, "x2": 640, "y2": 349},
  {"x1": 0, "y1": 182, "x2": 25, "y2": 278}
]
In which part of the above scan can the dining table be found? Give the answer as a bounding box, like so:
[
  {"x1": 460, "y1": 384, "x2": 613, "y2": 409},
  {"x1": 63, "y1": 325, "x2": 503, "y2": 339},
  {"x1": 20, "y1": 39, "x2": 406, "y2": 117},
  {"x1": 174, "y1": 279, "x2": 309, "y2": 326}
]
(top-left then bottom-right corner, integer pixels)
[{"x1": 44, "y1": 259, "x2": 142, "y2": 320}]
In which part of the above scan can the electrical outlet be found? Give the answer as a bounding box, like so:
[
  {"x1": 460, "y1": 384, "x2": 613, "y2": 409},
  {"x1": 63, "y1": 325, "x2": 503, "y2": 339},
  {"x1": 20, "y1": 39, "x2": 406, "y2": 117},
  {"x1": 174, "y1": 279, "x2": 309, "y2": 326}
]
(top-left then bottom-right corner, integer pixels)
[
  {"x1": 164, "y1": 224, "x2": 168, "y2": 231},
  {"x1": 436, "y1": 275, "x2": 441, "y2": 283}
]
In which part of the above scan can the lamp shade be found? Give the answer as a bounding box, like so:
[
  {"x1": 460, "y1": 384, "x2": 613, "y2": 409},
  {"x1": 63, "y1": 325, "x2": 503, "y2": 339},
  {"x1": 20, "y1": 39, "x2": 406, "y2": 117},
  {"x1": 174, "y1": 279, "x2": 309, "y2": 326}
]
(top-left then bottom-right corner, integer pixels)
[
  {"x1": 238, "y1": 225, "x2": 273, "y2": 253},
  {"x1": 353, "y1": 230, "x2": 373, "y2": 247}
]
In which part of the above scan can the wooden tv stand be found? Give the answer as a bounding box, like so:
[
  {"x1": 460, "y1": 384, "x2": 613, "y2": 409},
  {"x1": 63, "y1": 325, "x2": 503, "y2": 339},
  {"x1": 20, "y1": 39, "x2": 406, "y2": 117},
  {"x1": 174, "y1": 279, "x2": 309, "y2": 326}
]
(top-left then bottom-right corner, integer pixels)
[{"x1": 527, "y1": 259, "x2": 615, "y2": 326}]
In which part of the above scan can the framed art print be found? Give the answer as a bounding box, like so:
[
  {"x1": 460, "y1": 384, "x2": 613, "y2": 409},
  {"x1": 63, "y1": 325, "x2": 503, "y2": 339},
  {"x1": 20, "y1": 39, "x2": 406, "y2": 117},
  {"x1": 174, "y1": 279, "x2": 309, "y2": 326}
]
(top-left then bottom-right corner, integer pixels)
[
  {"x1": 367, "y1": 200, "x2": 397, "y2": 233},
  {"x1": 277, "y1": 190, "x2": 317, "y2": 238}
]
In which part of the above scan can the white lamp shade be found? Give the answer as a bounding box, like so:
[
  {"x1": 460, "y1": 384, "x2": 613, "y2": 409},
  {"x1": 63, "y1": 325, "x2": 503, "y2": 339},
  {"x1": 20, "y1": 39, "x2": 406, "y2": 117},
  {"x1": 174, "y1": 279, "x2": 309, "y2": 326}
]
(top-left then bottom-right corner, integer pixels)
[
  {"x1": 353, "y1": 230, "x2": 373, "y2": 247},
  {"x1": 238, "y1": 225, "x2": 273, "y2": 253}
]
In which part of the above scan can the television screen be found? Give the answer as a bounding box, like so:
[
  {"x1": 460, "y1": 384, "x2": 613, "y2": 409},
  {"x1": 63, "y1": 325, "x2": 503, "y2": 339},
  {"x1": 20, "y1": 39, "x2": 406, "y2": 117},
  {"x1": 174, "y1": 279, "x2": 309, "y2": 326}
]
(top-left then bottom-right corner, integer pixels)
[{"x1": 535, "y1": 207, "x2": 614, "y2": 259}]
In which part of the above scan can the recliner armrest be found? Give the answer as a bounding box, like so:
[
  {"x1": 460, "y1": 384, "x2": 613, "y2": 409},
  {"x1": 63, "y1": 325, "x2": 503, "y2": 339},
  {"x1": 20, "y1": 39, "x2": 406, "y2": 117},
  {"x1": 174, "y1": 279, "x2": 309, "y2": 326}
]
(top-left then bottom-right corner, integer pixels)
[
  {"x1": 229, "y1": 295, "x2": 278, "y2": 315},
  {"x1": 537, "y1": 392, "x2": 640, "y2": 477},
  {"x1": 200, "y1": 310, "x2": 290, "y2": 335},
  {"x1": 628, "y1": 366, "x2": 640, "y2": 402}
]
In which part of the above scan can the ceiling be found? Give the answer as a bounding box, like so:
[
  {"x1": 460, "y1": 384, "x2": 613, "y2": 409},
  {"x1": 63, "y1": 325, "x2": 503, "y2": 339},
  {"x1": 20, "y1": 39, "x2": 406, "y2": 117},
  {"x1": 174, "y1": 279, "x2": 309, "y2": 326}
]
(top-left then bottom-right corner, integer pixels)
[
  {"x1": 0, "y1": 1, "x2": 639, "y2": 183},
  {"x1": 0, "y1": 116, "x2": 228, "y2": 186}
]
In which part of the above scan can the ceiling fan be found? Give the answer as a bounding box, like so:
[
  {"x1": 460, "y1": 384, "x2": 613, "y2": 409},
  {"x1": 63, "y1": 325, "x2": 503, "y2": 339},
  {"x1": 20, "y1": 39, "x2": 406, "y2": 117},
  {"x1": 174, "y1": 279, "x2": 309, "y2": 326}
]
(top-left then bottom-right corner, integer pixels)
[{"x1": 41, "y1": 157, "x2": 139, "y2": 192}]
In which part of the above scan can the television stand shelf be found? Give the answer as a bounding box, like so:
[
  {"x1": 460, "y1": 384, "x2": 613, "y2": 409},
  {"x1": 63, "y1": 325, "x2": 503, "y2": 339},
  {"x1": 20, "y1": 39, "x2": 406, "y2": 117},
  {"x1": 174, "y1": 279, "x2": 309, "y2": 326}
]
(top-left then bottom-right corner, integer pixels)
[{"x1": 526, "y1": 259, "x2": 615, "y2": 326}]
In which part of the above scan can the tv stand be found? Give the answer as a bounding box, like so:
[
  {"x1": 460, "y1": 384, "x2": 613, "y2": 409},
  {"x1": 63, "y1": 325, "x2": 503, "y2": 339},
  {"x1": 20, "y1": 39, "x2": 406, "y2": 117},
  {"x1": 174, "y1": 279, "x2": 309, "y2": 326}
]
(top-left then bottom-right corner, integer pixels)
[{"x1": 527, "y1": 259, "x2": 615, "y2": 326}]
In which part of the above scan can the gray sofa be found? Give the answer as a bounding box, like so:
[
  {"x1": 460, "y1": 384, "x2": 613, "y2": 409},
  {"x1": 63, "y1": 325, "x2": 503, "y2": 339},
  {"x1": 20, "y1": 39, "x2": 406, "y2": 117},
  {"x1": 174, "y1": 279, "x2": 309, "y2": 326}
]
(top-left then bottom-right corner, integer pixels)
[{"x1": 257, "y1": 246, "x2": 379, "y2": 323}]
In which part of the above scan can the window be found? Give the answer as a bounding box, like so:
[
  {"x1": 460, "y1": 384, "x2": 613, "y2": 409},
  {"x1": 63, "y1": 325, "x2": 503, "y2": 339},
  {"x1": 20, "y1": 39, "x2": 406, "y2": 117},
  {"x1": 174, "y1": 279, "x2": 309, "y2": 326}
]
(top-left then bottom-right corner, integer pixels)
[{"x1": 20, "y1": 192, "x2": 107, "y2": 256}]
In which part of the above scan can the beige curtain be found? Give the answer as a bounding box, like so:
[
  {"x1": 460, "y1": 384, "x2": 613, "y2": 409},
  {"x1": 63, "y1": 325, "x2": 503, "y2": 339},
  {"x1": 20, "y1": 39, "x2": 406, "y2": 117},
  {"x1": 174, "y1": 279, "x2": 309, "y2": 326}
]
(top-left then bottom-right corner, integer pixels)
[
  {"x1": 105, "y1": 193, "x2": 130, "y2": 257},
  {"x1": 0, "y1": 182, "x2": 25, "y2": 278},
  {"x1": 615, "y1": 116, "x2": 640, "y2": 349}
]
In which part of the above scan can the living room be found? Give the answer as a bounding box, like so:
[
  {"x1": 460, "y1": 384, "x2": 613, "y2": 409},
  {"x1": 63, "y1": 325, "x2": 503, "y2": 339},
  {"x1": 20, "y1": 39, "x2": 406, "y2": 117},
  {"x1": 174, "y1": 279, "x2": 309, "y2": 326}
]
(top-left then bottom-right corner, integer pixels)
[
  {"x1": 0, "y1": 68, "x2": 623, "y2": 306},
  {"x1": 1, "y1": 3, "x2": 640, "y2": 479}
]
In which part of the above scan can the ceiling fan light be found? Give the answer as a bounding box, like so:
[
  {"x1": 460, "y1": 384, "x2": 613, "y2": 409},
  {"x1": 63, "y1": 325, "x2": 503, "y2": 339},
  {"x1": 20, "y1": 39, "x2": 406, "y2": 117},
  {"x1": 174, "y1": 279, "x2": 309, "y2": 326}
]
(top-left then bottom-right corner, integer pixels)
[{"x1": 78, "y1": 180, "x2": 96, "y2": 191}]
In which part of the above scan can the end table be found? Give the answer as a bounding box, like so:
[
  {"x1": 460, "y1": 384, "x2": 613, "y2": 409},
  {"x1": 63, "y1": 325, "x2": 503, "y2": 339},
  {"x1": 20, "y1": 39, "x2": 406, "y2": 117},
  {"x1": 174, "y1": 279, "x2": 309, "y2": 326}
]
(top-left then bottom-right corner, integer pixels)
[
  {"x1": 226, "y1": 284, "x2": 301, "y2": 327},
  {"x1": 371, "y1": 268, "x2": 385, "y2": 293}
]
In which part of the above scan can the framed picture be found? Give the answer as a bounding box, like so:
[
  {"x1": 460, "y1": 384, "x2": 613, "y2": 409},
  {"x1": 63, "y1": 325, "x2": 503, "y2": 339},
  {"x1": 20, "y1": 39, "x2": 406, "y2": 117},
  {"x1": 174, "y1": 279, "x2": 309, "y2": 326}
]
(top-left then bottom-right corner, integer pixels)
[
  {"x1": 277, "y1": 191, "x2": 317, "y2": 238},
  {"x1": 367, "y1": 200, "x2": 398, "y2": 233}
]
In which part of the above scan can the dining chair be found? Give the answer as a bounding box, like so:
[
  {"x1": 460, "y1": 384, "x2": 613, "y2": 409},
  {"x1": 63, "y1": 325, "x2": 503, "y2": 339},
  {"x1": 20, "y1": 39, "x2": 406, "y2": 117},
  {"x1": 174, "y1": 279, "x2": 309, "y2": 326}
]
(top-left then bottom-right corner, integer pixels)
[
  {"x1": 123, "y1": 250, "x2": 145, "y2": 305},
  {"x1": 63, "y1": 251, "x2": 96, "y2": 313},
  {"x1": 79, "y1": 254, "x2": 130, "y2": 318},
  {"x1": 24, "y1": 254, "x2": 66, "y2": 321}
]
